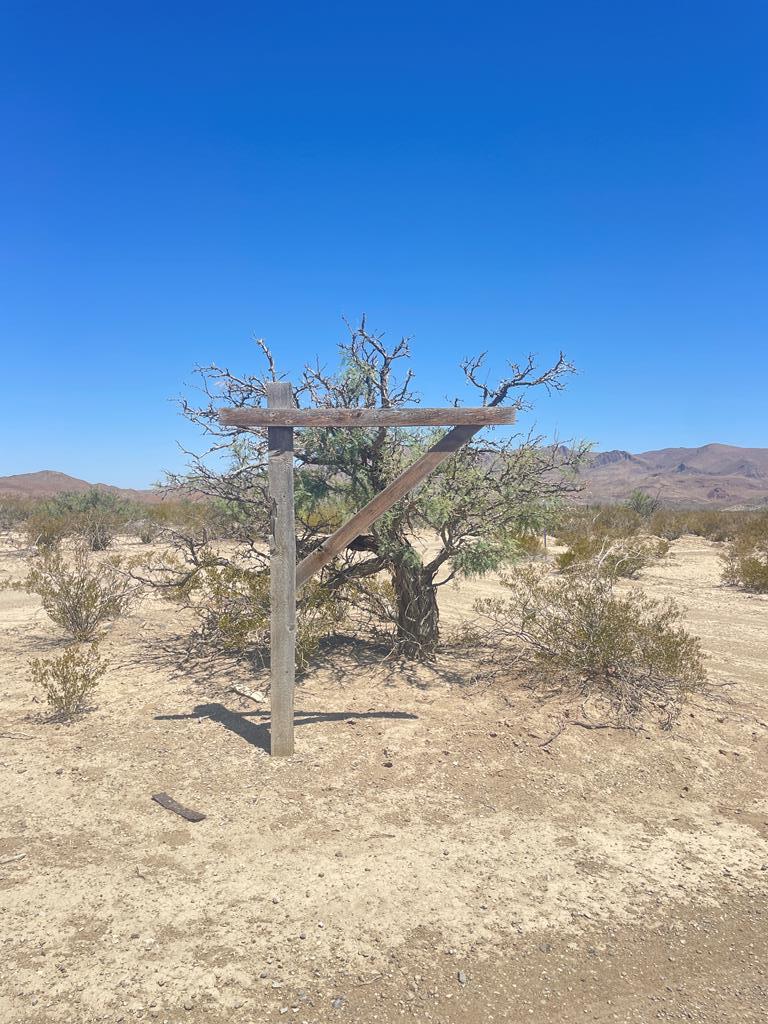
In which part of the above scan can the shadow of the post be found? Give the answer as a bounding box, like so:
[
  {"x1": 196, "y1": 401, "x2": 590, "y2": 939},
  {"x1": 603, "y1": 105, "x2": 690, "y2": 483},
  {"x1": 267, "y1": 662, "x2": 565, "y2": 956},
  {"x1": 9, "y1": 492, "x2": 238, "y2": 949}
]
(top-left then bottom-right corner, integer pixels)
[{"x1": 155, "y1": 704, "x2": 418, "y2": 754}]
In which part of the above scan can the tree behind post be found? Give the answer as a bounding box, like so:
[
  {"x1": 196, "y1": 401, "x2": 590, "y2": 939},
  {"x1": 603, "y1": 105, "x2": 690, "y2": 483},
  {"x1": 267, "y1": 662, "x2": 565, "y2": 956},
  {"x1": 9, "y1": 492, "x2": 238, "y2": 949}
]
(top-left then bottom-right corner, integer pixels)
[{"x1": 166, "y1": 319, "x2": 589, "y2": 661}]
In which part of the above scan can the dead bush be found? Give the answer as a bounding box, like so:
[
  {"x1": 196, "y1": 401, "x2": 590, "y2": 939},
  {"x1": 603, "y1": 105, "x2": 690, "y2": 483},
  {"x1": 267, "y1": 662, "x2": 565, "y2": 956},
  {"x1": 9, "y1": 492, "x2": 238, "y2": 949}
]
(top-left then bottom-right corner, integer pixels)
[
  {"x1": 556, "y1": 535, "x2": 669, "y2": 578},
  {"x1": 475, "y1": 563, "x2": 706, "y2": 725},
  {"x1": 30, "y1": 644, "x2": 107, "y2": 719},
  {"x1": 19, "y1": 543, "x2": 139, "y2": 641}
]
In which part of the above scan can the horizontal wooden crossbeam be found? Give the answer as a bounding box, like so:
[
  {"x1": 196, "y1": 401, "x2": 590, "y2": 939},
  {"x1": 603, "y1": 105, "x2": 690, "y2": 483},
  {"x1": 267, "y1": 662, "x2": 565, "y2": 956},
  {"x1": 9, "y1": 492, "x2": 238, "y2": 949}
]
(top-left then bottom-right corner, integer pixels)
[{"x1": 219, "y1": 406, "x2": 517, "y2": 429}]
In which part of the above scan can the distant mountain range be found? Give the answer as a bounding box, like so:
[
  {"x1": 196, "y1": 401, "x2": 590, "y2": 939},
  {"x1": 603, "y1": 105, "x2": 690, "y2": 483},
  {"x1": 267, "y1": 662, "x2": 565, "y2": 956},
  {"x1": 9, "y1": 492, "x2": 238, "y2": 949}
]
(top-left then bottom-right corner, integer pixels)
[
  {"x1": 2, "y1": 444, "x2": 768, "y2": 508},
  {"x1": 578, "y1": 444, "x2": 768, "y2": 508},
  {"x1": 0, "y1": 471, "x2": 162, "y2": 503}
]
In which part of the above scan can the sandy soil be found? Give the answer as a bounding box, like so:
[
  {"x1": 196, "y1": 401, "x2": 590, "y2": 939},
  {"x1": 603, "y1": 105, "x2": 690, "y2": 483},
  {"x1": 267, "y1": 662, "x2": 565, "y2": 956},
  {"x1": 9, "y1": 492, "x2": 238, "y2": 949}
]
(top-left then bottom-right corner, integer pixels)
[{"x1": 1, "y1": 535, "x2": 767, "y2": 1024}]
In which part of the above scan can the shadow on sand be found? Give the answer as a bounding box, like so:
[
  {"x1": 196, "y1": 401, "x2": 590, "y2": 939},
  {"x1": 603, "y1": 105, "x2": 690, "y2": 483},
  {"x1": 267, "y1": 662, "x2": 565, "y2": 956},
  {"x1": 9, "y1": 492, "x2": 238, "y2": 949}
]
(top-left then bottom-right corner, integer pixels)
[{"x1": 155, "y1": 703, "x2": 418, "y2": 754}]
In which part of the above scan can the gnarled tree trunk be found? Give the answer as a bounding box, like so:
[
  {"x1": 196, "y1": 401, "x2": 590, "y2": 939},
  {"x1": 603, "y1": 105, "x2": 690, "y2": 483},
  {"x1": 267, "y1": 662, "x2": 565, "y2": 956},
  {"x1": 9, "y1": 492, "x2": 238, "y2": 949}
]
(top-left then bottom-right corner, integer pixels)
[{"x1": 391, "y1": 550, "x2": 440, "y2": 660}]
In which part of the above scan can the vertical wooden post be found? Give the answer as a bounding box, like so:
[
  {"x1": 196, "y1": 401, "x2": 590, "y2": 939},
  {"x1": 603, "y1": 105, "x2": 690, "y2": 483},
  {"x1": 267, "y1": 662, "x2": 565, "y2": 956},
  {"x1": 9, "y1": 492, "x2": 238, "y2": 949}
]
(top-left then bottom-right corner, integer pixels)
[{"x1": 266, "y1": 382, "x2": 296, "y2": 756}]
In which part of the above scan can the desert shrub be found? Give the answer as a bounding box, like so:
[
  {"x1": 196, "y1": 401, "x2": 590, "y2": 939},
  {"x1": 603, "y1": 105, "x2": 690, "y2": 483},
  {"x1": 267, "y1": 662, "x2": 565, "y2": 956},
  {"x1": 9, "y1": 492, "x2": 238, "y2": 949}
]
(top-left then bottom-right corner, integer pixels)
[
  {"x1": 19, "y1": 543, "x2": 139, "y2": 640},
  {"x1": 0, "y1": 497, "x2": 32, "y2": 532},
  {"x1": 648, "y1": 509, "x2": 690, "y2": 540},
  {"x1": 162, "y1": 558, "x2": 346, "y2": 669},
  {"x1": 30, "y1": 644, "x2": 107, "y2": 718},
  {"x1": 683, "y1": 509, "x2": 743, "y2": 542},
  {"x1": 556, "y1": 504, "x2": 643, "y2": 544},
  {"x1": 515, "y1": 532, "x2": 543, "y2": 558},
  {"x1": 556, "y1": 535, "x2": 669, "y2": 578},
  {"x1": 26, "y1": 509, "x2": 72, "y2": 548},
  {"x1": 721, "y1": 513, "x2": 768, "y2": 592},
  {"x1": 475, "y1": 564, "x2": 706, "y2": 725},
  {"x1": 25, "y1": 489, "x2": 139, "y2": 551},
  {"x1": 126, "y1": 518, "x2": 160, "y2": 544},
  {"x1": 626, "y1": 489, "x2": 662, "y2": 519}
]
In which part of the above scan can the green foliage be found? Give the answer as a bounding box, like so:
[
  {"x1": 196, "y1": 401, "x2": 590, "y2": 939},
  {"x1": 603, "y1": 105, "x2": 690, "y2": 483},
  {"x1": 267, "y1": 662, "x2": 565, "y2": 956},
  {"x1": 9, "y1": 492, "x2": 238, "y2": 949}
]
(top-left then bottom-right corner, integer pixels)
[
  {"x1": 25, "y1": 489, "x2": 139, "y2": 550},
  {"x1": 721, "y1": 512, "x2": 768, "y2": 592},
  {"x1": 648, "y1": 508, "x2": 745, "y2": 542},
  {"x1": 452, "y1": 533, "x2": 541, "y2": 576},
  {"x1": 556, "y1": 504, "x2": 642, "y2": 543},
  {"x1": 0, "y1": 496, "x2": 32, "y2": 532},
  {"x1": 30, "y1": 644, "x2": 108, "y2": 719},
  {"x1": 475, "y1": 563, "x2": 706, "y2": 725},
  {"x1": 170, "y1": 323, "x2": 587, "y2": 660},
  {"x1": 626, "y1": 489, "x2": 662, "y2": 519},
  {"x1": 18, "y1": 543, "x2": 138, "y2": 641},
  {"x1": 163, "y1": 557, "x2": 346, "y2": 669}
]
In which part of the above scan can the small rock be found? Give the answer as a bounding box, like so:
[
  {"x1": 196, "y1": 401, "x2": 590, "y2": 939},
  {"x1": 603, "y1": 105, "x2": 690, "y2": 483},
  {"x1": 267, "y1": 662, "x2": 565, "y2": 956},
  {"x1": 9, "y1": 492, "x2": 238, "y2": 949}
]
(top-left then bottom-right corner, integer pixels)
[
  {"x1": 457, "y1": 970, "x2": 467, "y2": 986},
  {"x1": 331, "y1": 995, "x2": 346, "y2": 1009},
  {"x1": 183, "y1": 999, "x2": 193, "y2": 1011}
]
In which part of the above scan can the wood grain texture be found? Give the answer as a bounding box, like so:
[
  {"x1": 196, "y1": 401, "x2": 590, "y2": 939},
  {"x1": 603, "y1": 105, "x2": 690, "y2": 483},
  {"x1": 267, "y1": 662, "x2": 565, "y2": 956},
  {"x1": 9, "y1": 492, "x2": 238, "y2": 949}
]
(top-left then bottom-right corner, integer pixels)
[
  {"x1": 266, "y1": 382, "x2": 297, "y2": 757},
  {"x1": 219, "y1": 406, "x2": 517, "y2": 428}
]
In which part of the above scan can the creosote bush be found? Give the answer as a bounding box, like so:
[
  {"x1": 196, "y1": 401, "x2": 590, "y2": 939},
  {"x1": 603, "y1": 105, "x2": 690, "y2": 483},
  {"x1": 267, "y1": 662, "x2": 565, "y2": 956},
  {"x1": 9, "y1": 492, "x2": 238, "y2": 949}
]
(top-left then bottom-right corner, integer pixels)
[
  {"x1": 25, "y1": 489, "x2": 138, "y2": 550},
  {"x1": 19, "y1": 543, "x2": 138, "y2": 641},
  {"x1": 721, "y1": 512, "x2": 768, "y2": 593},
  {"x1": 153, "y1": 554, "x2": 347, "y2": 670},
  {"x1": 475, "y1": 563, "x2": 706, "y2": 725},
  {"x1": 30, "y1": 644, "x2": 107, "y2": 719}
]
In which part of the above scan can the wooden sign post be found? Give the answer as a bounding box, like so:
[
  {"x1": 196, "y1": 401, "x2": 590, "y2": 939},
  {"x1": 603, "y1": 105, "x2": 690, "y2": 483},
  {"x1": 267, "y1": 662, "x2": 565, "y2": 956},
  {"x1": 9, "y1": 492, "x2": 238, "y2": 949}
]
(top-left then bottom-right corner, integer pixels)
[{"x1": 219, "y1": 391, "x2": 515, "y2": 756}]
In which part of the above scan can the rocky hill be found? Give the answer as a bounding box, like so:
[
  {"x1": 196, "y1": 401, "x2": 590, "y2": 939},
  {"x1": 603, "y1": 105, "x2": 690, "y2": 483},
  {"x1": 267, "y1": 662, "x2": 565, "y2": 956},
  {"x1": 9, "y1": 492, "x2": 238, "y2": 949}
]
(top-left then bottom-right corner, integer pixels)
[
  {"x1": 579, "y1": 444, "x2": 768, "y2": 507},
  {"x1": 0, "y1": 471, "x2": 161, "y2": 503}
]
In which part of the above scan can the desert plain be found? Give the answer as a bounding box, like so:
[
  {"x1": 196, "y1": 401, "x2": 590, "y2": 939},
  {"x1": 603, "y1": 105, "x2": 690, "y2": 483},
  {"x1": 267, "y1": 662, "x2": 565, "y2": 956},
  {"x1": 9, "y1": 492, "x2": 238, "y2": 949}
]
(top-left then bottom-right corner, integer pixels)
[{"x1": 1, "y1": 533, "x2": 767, "y2": 1023}]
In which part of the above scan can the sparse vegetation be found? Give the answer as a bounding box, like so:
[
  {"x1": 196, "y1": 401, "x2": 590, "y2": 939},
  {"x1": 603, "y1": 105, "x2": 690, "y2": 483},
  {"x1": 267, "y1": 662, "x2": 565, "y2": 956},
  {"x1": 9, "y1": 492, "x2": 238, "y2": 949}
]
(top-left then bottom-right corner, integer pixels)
[
  {"x1": 721, "y1": 512, "x2": 768, "y2": 593},
  {"x1": 30, "y1": 643, "x2": 108, "y2": 718},
  {"x1": 475, "y1": 563, "x2": 707, "y2": 725},
  {"x1": 626, "y1": 489, "x2": 662, "y2": 519},
  {"x1": 156, "y1": 556, "x2": 346, "y2": 669},
  {"x1": 556, "y1": 535, "x2": 670, "y2": 578},
  {"x1": 25, "y1": 489, "x2": 137, "y2": 550},
  {"x1": 0, "y1": 496, "x2": 32, "y2": 533},
  {"x1": 554, "y1": 505, "x2": 668, "y2": 577},
  {"x1": 18, "y1": 543, "x2": 139, "y2": 641}
]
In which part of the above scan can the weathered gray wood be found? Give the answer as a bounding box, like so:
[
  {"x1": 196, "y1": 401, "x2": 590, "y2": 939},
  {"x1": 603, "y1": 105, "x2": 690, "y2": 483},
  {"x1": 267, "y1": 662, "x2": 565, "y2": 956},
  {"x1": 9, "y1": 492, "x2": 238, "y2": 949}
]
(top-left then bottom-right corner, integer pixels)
[
  {"x1": 152, "y1": 792, "x2": 206, "y2": 822},
  {"x1": 219, "y1": 406, "x2": 517, "y2": 429},
  {"x1": 266, "y1": 382, "x2": 297, "y2": 757},
  {"x1": 296, "y1": 415, "x2": 512, "y2": 587}
]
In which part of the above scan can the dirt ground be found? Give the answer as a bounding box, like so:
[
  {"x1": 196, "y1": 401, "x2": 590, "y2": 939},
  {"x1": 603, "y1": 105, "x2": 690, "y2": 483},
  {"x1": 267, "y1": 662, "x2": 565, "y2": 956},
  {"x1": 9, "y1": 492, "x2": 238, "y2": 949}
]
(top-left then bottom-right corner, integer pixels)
[{"x1": 1, "y1": 535, "x2": 767, "y2": 1024}]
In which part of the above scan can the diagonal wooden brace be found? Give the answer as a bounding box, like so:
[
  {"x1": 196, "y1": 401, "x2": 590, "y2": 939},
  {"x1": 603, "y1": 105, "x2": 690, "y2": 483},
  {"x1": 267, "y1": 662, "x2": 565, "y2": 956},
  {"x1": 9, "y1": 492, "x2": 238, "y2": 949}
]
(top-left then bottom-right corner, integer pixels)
[{"x1": 295, "y1": 422, "x2": 506, "y2": 587}]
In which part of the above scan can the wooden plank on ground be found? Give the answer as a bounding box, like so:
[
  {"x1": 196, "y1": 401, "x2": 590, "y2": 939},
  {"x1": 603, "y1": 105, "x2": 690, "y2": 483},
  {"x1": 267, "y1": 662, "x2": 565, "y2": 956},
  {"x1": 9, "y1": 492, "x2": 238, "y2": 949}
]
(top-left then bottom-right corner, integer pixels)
[
  {"x1": 152, "y1": 792, "x2": 206, "y2": 822},
  {"x1": 219, "y1": 406, "x2": 517, "y2": 429},
  {"x1": 266, "y1": 382, "x2": 297, "y2": 757}
]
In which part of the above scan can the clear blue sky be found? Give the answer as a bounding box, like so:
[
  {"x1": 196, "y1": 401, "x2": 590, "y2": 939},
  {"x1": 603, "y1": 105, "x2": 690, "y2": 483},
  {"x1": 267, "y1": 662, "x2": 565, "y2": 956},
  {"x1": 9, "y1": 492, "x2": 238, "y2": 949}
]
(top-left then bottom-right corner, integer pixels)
[{"x1": 1, "y1": 2, "x2": 765, "y2": 488}]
